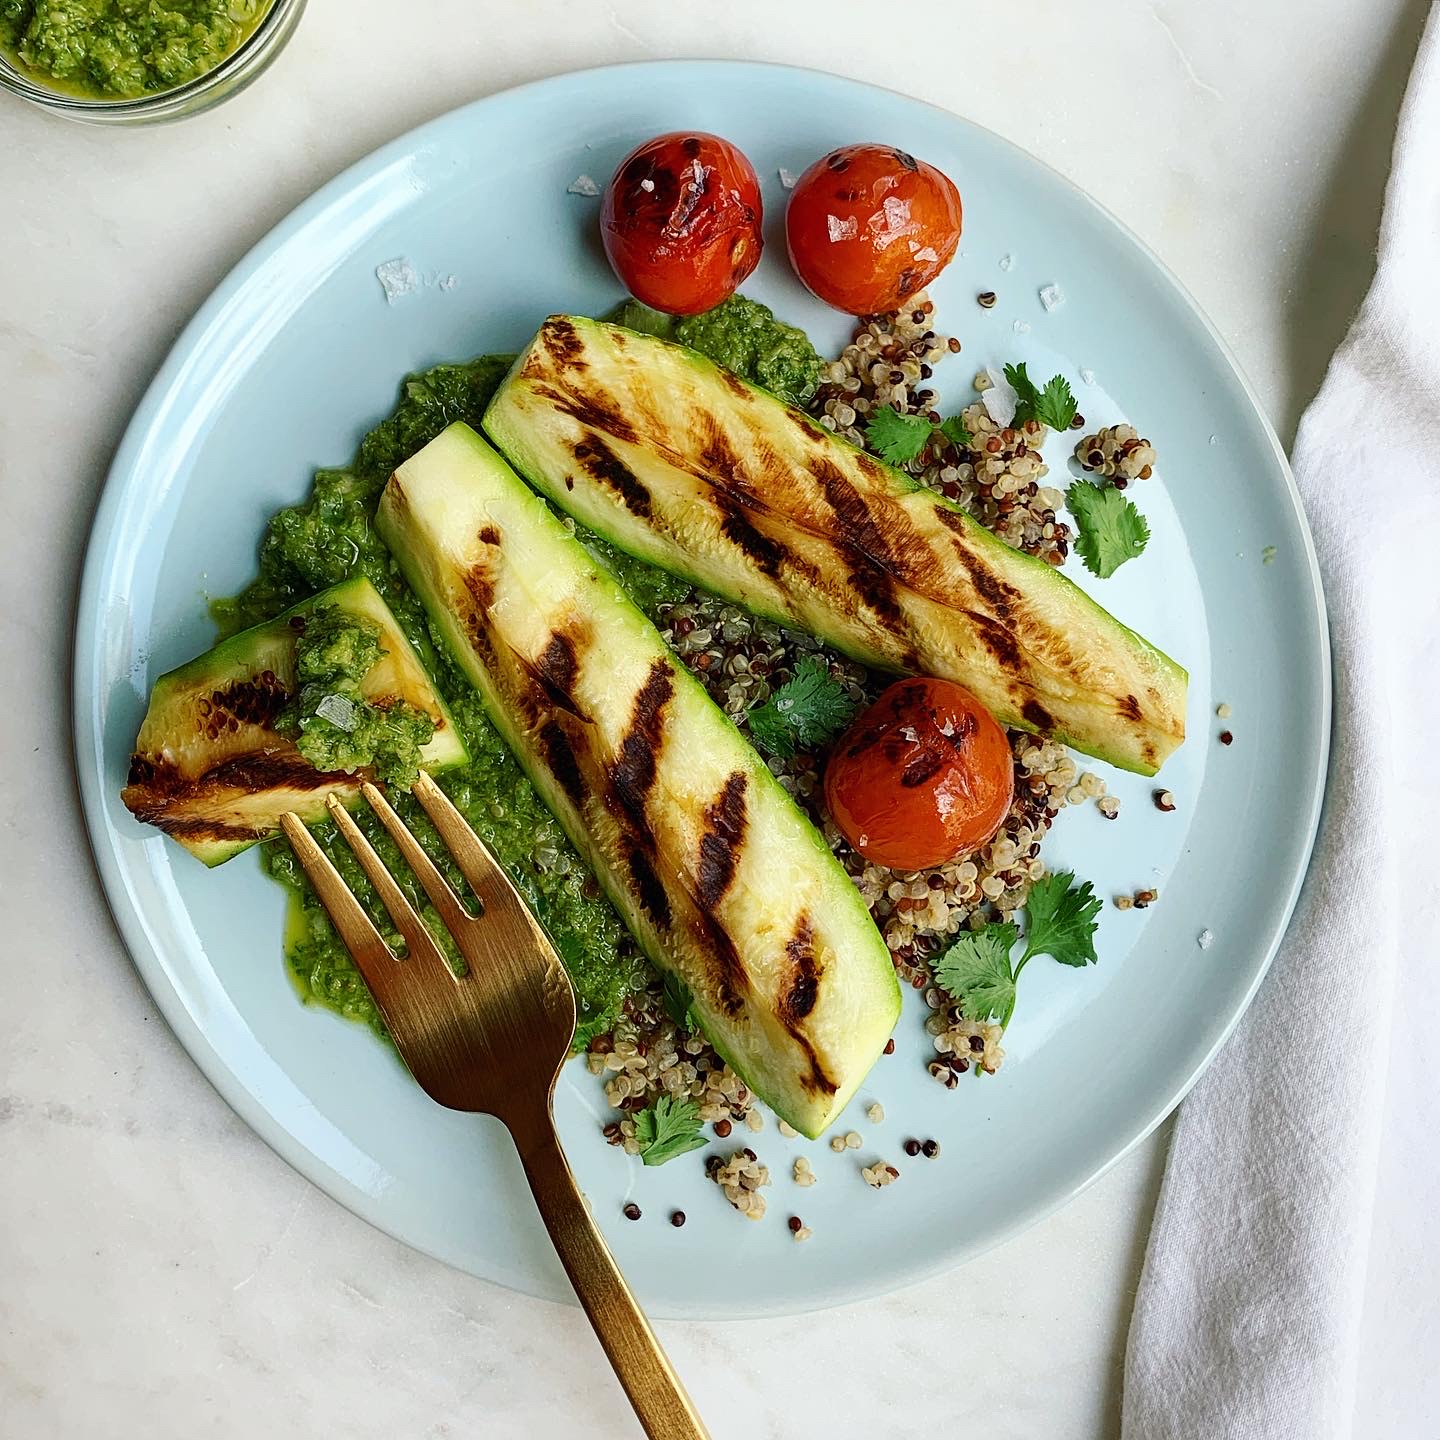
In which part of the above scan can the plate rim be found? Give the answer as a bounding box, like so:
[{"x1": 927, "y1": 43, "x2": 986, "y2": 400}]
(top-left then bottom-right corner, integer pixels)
[{"x1": 71, "y1": 57, "x2": 1332, "y2": 1318}]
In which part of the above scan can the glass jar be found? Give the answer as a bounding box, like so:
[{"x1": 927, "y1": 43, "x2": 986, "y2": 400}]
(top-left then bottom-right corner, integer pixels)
[{"x1": 0, "y1": 0, "x2": 307, "y2": 126}]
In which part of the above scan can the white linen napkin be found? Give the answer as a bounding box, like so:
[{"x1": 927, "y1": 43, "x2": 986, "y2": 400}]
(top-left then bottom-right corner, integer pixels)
[{"x1": 1121, "y1": 7, "x2": 1440, "y2": 1437}]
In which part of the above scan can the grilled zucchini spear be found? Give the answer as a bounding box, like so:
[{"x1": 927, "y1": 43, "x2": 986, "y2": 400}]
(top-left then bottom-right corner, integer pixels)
[
  {"x1": 123, "y1": 577, "x2": 467, "y2": 866},
  {"x1": 376, "y1": 423, "x2": 900, "y2": 1136},
  {"x1": 484, "y1": 317, "x2": 1187, "y2": 775}
]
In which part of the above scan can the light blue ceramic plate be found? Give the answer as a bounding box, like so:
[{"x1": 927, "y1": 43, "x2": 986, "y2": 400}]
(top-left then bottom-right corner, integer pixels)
[{"x1": 73, "y1": 61, "x2": 1329, "y2": 1319}]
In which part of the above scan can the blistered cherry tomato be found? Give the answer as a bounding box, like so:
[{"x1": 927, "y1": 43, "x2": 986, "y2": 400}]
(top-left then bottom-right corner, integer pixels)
[
  {"x1": 824, "y1": 678, "x2": 1012, "y2": 871},
  {"x1": 601, "y1": 132, "x2": 763, "y2": 316},
  {"x1": 785, "y1": 144, "x2": 962, "y2": 315}
]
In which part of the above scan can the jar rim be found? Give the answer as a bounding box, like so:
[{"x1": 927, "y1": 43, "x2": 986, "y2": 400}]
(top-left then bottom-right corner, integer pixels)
[{"x1": 0, "y1": 0, "x2": 300, "y2": 115}]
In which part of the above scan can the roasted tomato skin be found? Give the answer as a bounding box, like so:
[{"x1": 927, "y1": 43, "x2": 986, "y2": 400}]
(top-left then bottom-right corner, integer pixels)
[
  {"x1": 785, "y1": 143, "x2": 963, "y2": 315},
  {"x1": 824, "y1": 678, "x2": 1013, "y2": 872},
  {"x1": 601, "y1": 132, "x2": 763, "y2": 316}
]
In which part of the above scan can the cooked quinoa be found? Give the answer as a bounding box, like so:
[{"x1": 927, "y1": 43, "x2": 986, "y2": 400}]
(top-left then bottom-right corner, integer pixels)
[
  {"x1": 809, "y1": 297, "x2": 1073, "y2": 567},
  {"x1": 707, "y1": 1149, "x2": 771, "y2": 1220},
  {"x1": 580, "y1": 294, "x2": 1160, "y2": 1212},
  {"x1": 1073, "y1": 422, "x2": 1157, "y2": 484}
]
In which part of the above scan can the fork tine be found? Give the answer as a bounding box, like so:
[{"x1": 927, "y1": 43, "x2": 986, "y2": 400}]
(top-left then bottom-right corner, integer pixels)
[
  {"x1": 278, "y1": 812, "x2": 394, "y2": 973},
  {"x1": 409, "y1": 772, "x2": 527, "y2": 917},
  {"x1": 359, "y1": 781, "x2": 474, "y2": 937},
  {"x1": 323, "y1": 794, "x2": 453, "y2": 982}
]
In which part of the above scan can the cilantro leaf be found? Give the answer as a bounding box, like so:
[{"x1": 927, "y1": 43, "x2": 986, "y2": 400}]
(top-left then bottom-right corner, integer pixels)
[
  {"x1": 863, "y1": 407, "x2": 935, "y2": 466},
  {"x1": 931, "y1": 873, "x2": 1104, "y2": 1032},
  {"x1": 571, "y1": 1011, "x2": 613, "y2": 1055},
  {"x1": 745, "y1": 656, "x2": 859, "y2": 758},
  {"x1": 633, "y1": 1095, "x2": 707, "y2": 1167},
  {"x1": 932, "y1": 922, "x2": 1019, "y2": 1024},
  {"x1": 661, "y1": 971, "x2": 700, "y2": 1034},
  {"x1": 1022, "y1": 870, "x2": 1102, "y2": 968},
  {"x1": 1004, "y1": 361, "x2": 1078, "y2": 431},
  {"x1": 1066, "y1": 480, "x2": 1151, "y2": 578},
  {"x1": 939, "y1": 414, "x2": 973, "y2": 450}
]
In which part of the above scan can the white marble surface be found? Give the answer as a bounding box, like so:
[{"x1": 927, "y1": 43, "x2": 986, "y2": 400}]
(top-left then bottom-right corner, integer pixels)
[{"x1": 0, "y1": 1, "x2": 1426, "y2": 1435}]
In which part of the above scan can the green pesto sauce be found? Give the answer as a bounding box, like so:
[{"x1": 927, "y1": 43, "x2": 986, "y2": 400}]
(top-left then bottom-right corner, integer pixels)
[
  {"x1": 218, "y1": 353, "x2": 675, "y2": 1042},
  {"x1": 673, "y1": 295, "x2": 824, "y2": 409},
  {"x1": 276, "y1": 605, "x2": 435, "y2": 790},
  {"x1": 223, "y1": 300, "x2": 820, "y2": 1048},
  {"x1": 605, "y1": 295, "x2": 825, "y2": 410},
  {"x1": 1, "y1": 0, "x2": 272, "y2": 100}
]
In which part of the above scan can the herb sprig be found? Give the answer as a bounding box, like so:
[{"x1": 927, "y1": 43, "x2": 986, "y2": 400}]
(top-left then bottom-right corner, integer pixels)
[
  {"x1": 633, "y1": 1095, "x2": 708, "y2": 1167},
  {"x1": 745, "y1": 656, "x2": 859, "y2": 758},
  {"x1": 1004, "y1": 361, "x2": 1079, "y2": 432},
  {"x1": 932, "y1": 871, "x2": 1102, "y2": 1031},
  {"x1": 1066, "y1": 480, "x2": 1151, "y2": 578},
  {"x1": 863, "y1": 407, "x2": 972, "y2": 466}
]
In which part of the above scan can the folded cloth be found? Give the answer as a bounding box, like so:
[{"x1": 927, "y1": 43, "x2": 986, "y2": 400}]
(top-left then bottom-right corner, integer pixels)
[{"x1": 1121, "y1": 6, "x2": 1440, "y2": 1437}]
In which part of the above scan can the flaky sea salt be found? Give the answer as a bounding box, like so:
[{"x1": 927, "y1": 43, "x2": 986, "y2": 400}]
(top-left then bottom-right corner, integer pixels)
[
  {"x1": 1197, "y1": 928, "x2": 1215, "y2": 950},
  {"x1": 375, "y1": 257, "x2": 418, "y2": 304},
  {"x1": 999, "y1": 252, "x2": 1016, "y2": 271},
  {"x1": 827, "y1": 214, "x2": 859, "y2": 242},
  {"x1": 1080, "y1": 367, "x2": 1097, "y2": 386},
  {"x1": 1012, "y1": 318, "x2": 1031, "y2": 334},
  {"x1": 316, "y1": 694, "x2": 358, "y2": 732},
  {"x1": 982, "y1": 370, "x2": 1020, "y2": 427},
  {"x1": 567, "y1": 174, "x2": 601, "y2": 197},
  {"x1": 439, "y1": 274, "x2": 459, "y2": 291},
  {"x1": 778, "y1": 167, "x2": 798, "y2": 189},
  {"x1": 1039, "y1": 282, "x2": 1065, "y2": 311}
]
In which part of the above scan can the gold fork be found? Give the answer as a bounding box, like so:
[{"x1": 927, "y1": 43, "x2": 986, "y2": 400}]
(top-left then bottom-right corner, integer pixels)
[{"x1": 279, "y1": 773, "x2": 709, "y2": 1440}]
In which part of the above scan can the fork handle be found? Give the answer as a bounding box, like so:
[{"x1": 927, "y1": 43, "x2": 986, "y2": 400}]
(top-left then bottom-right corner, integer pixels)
[{"x1": 513, "y1": 1116, "x2": 711, "y2": 1440}]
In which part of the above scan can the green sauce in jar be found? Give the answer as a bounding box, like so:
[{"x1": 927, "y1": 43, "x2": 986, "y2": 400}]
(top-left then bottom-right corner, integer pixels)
[{"x1": 0, "y1": 0, "x2": 273, "y2": 100}]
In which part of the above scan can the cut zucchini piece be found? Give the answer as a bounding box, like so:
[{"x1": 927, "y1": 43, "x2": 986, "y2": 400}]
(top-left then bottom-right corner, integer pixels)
[
  {"x1": 376, "y1": 423, "x2": 900, "y2": 1136},
  {"x1": 484, "y1": 316, "x2": 1187, "y2": 775},
  {"x1": 122, "y1": 577, "x2": 466, "y2": 867}
]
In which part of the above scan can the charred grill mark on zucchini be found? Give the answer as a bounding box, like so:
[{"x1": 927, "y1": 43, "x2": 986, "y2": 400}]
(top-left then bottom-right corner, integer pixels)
[
  {"x1": 697, "y1": 417, "x2": 748, "y2": 491},
  {"x1": 712, "y1": 490, "x2": 791, "y2": 579},
  {"x1": 537, "y1": 718, "x2": 587, "y2": 807},
  {"x1": 717, "y1": 368, "x2": 750, "y2": 403},
  {"x1": 542, "y1": 316, "x2": 588, "y2": 370},
  {"x1": 178, "y1": 674, "x2": 290, "y2": 739},
  {"x1": 122, "y1": 750, "x2": 356, "y2": 840},
  {"x1": 609, "y1": 659, "x2": 674, "y2": 832},
  {"x1": 533, "y1": 629, "x2": 581, "y2": 710},
  {"x1": 572, "y1": 435, "x2": 653, "y2": 518},
  {"x1": 939, "y1": 513, "x2": 1023, "y2": 619},
  {"x1": 814, "y1": 458, "x2": 898, "y2": 572},
  {"x1": 463, "y1": 561, "x2": 498, "y2": 615},
  {"x1": 696, "y1": 771, "x2": 749, "y2": 910},
  {"x1": 531, "y1": 382, "x2": 639, "y2": 446},
  {"x1": 1022, "y1": 699, "x2": 1055, "y2": 732},
  {"x1": 966, "y1": 610, "x2": 1024, "y2": 672},
  {"x1": 1118, "y1": 693, "x2": 1144, "y2": 723},
  {"x1": 778, "y1": 918, "x2": 838, "y2": 1096},
  {"x1": 626, "y1": 844, "x2": 672, "y2": 928},
  {"x1": 698, "y1": 914, "x2": 748, "y2": 1016},
  {"x1": 780, "y1": 917, "x2": 819, "y2": 1022}
]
